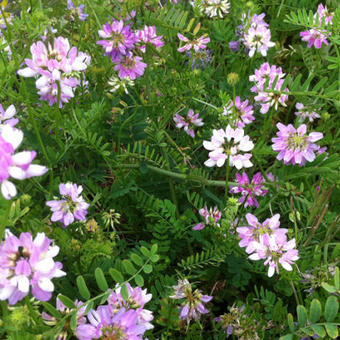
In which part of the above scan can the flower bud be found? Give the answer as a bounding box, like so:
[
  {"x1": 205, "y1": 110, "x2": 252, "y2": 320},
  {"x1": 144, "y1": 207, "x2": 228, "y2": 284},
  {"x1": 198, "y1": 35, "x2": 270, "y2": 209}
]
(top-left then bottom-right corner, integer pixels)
[{"x1": 227, "y1": 72, "x2": 239, "y2": 86}]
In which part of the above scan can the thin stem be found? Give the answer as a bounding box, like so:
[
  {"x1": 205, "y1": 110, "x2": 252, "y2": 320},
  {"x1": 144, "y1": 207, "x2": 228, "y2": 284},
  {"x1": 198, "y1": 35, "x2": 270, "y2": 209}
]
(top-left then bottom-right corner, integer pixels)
[
  {"x1": 224, "y1": 157, "x2": 230, "y2": 203},
  {"x1": 289, "y1": 280, "x2": 300, "y2": 305},
  {"x1": 0, "y1": 200, "x2": 11, "y2": 240}
]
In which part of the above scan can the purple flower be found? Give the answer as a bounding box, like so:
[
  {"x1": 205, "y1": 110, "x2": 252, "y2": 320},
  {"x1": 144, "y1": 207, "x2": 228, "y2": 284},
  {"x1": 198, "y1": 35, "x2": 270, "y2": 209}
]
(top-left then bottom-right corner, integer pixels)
[
  {"x1": 67, "y1": 0, "x2": 88, "y2": 21},
  {"x1": 0, "y1": 125, "x2": 48, "y2": 199},
  {"x1": 0, "y1": 104, "x2": 18, "y2": 127},
  {"x1": 223, "y1": 96, "x2": 255, "y2": 128},
  {"x1": 0, "y1": 231, "x2": 66, "y2": 305},
  {"x1": 300, "y1": 28, "x2": 329, "y2": 49},
  {"x1": 229, "y1": 40, "x2": 239, "y2": 52},
  {"x1": 244, "y1": 24, "x2": 275, "y2": 58},
  {"x1": 97, "y1": 19, "x2": 136, "y2": 62},
  {"x1": 230, "y1": 172, "x2": 268, "y2": 208},
  {"x1": 76, "y1": 306, "x2": 147, "y2": 340},
  {"x1": 46, "y1": 183, "x2": 90, "y2": 227},
  {"x1": 135, "y1": 25, "x2": 164, "y2": 53},
  {"x1": 272, "y1": 123, "x2": 323, "y2": 166},
  {"x1": 177, "y1": 33, "x2": 210, "y2": 53},
  {"x1": 295, "y1": 103, "x2": 320, "y2": 122},
  {"x1": 114, "y1": 52, "x2": 147, "y2": 80},
  {"x1": 316, "y1": 4, "x2": 333, "y2": 25},
  {"x1": 170, "y1": 279, "x2": 212, "y2": 323},
  {"x1": 203, "y1": 125, "x2": 254, "y2": 169},
  {"x1": 173, "y1": 109, "x2": 204, "y2": 138},
  {"x1": 193, "y1": 206, "x2": 221, "y2": 230}
]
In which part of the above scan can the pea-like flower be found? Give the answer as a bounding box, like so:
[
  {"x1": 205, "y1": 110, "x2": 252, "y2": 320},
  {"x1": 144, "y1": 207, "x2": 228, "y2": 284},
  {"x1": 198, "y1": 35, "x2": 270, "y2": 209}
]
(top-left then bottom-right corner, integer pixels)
[
  {"x1": 177, "y1": 33, "x2": 210, "y2": 53},
  {"x1": 173, "y1": 109, "x2": 204, "y2": 138}
]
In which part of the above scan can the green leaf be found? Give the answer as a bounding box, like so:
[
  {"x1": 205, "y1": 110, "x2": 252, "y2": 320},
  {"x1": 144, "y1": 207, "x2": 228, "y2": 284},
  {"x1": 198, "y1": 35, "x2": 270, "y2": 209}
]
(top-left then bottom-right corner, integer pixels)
[
  {"x1": 324, "y1": 296, "x2": 339, "y2": 322},
  {"x1": 95, "y1": 268, "x2": 109, "y2": 292},
  {"x1": 324, "y1": 323, "x2": 339, "y2": 339},
  {"x1": 150, "y1": 254, "x2": 160, "y2": 263},
  {"x1": 121, "y1": 284, "x2": 129, "y2": 301},
  {"x1": 122, "y1": 259, "x2": 137, "y2": 275},
  {"x1": 70, "y1": 312, "x2": 77, "y2": 330},
  {"x1": 310, "y1": 325, "x2": 326, "y2": 337},
  {"x1": 85, "y1": 301, "x2": 94, "y2": 314},
  {"x1": 151, "y1": 243, "x2": 158, "y2": 254},
  {"x1": 76, "y1": 275, "x2": 91, "y2": 300},
  {"x1": 143, "y1": 264, "x2": 153, "y2": 274},
  {"x1": 297, "y1": 305, "x2": 308, "y2": 327},
  {"x1": 279, "y1": 335, "x2": 293, "y2": 340},
  {"x1": 287, "y1": 313, "x2": 295, "y2": 333},
  {"x1": 322, "y1": 283, "x2": 337, "y2": 293},
  {"x1": 109, "y1": 268, "x2": 124, "y2": 283},
  {"x1": 58, "y1": 295, "x2": 75, "y2": 309},
  {"x1": 135, "y1": 274, "x2": 144, "y2": 287},
  {"x1": 130, "y1": 253, "x2": 143, "y2": 266},
  {"x1": 300, "y1": 327, "x2": 314, "y2": 336},
  {"x1": 335, "y1": 267, "x2": 339, "y2": 290},
  {"x1": 309, "y1": 299, "x2": 322, "y2": 323},
  {"x1": 41, "y1": 302, "x2": 62, "y2": 319},
  {"x1": 140, "y1": 246, "x2": 150, "y2": 257}
]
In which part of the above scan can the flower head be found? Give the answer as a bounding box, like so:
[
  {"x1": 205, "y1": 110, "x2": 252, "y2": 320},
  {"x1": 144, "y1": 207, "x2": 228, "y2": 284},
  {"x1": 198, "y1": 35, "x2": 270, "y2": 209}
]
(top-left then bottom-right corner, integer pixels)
[
  {"x1": 173, "y1": 109, "x2": 204, "y2": 138},
  {"x1": 222, "y1": 96, "x2": 255, "y2": 128},
  {"x1": 300, "y1": 28, "x2": 329, "y2": 49},
  {"x1": 295, "y1": 103, "x2": 320, "y2": 122},
  {"x1": 177, "y1": 33, "x2": 210, "y2": 53},
  {"x1": 114, "y1": 52, "x2": 147, "y2": 80},
  {"x1": 192, "y1": 0, "x2": 230, "y2": 18},
  {"x1": 0, "y1": 231, "x2": 66, "y2": 305},
  {"x1": 203, "y1": 125, "x2": 254, "y2": 169},
  {"x1": 243, "y1": 24, "x2": 275, "y2": 57},
  {"x1": 108, "y1": 76, "x2": 134, "y2": 94},
  {"x1": 135, "y1": 25, "x2": 164, "y2": 53},
  {"x1": 0, "y1": 125, "x2": 48, "y2": 199},
  {"x1": 272, "y1": 123, "x2": 323, "y2": 165},
  {"x1": 46, "y1": 183, "x2": 90, "y2": 227},
  {"x1": 193, "y1": 206, "x2": 221, "y2": 230},
  {"x1": 67, "y1": 0, "x2": 88, "y2": 21},
  {"x1": 230, "y1": 172, "x2": 268, "y2": 208},
  {"x1": 0, "y1": 104, "x2": 18, "y2": 127}
]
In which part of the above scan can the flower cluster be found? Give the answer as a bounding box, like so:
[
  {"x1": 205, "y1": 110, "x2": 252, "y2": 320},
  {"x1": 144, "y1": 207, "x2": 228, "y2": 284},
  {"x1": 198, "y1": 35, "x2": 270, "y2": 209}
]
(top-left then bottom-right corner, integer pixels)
[
  {"x1": 173, "y1": 109, "x2": 204, "y2": 137},
  {"x1": 300, "y1": 4, "x2": 333, "y2": 49},
  {"x1": 177, "y1": 33, "x2": 210, "y2": 53},
  {"x1": 203, "y1": 125, "x2": 254, "y2": 169},
  {"x1": 249, "y1": 62, "x2": 289, "y2": 114},
  {"x1": 242, "y1": 13, "x2": 275, "y2": 57},
  {"x1": 237, "y1": 214, "x2": 299, "y2": 277},
  {"x1": 230, "y1": 172, "x2": 268, "y2": 208},
  {"x1": 272, "y1": 123, "x2": 323, "y2": 166},
  {"x1": 295, "y1": 103, "x2": 320, "y2": 122},
  {"x1": 46, "y1": 183, "x2": 90, "y2": 228},
  {"x1": 193, "y1": 206, "x2": 221, "y2": 230},
  {"x1": 170, "y1": 279, "x2": 212, "y2": 322},
  {"x1": 191, "y1": 0, "x2": 230, "y2": 19},
  {"x1": 222, "y1": 96, "x2": 255, "y2": 128},
  {"x1": 0, "y1": 231, "x2": 66, "y2": 305},
  {"x1": 18, "y1": 37, "x2": 90, "y2": 107},
  {"x1": 76, "y1": 283, "x2": 153, "y2": 339},
  {"x1": 0, "y1": 104, "x2": 18, "y2": 127},
  {"x1": 67, "y1": 0, "x2": 88, "y2": 21},
  {"x1": 97, "y1": 19, "x2": 163, "y2": 80},
  {"x1": 0, "y1": 122, "x2": 48, "y2": 200}
]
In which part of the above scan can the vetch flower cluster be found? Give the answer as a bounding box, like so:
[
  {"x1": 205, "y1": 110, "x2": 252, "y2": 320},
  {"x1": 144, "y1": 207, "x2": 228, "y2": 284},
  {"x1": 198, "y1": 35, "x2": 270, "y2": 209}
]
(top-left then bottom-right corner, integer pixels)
[
  {"x1": 193, "y1": 206, "x2": 221, "y2": 230},
  {"x1": 222, "y1": 96, "x2": 255, "y2": 128},
  {"x1": 203, "y1": 125, "x2": 254, "y2": 169},
  {"x1": 230, "y1": 172, "x2": 268, "y2": 208},
  {"x1": 295, "y1": 102, "x2": 320, "y2": 122},
  {"x1": 173, "y1": 109, "x2": 204, "y2": 138},
  {"x1": 249, "y1": 62, "x2": 289, "y2": 114},
  {"x1": 272, "y1": 123, "x2": 323, "y2": 166},
  {"x1": 237, "y1": 214, "x2": 299, "y2": 277},
  {"x1": 0, "y1": 231, "x2": 66, "y2": 305},
  {"x1": 67, "y1": 0, "x2": 88, "y2": 21},
  {"x1": 191, "y1": 0, "x2": 230, "y2": 19},
  {"x1": 46, "y1": 183, "x2": 90, "y2": 227},
  {"x1": 177, "y1": 33, "x2": 210, "y2": 53},
  {"x1": 0, "y1": 124, "x2": 48, "y2": 199},
  {"x1": 0, "y1": 104, "x2": 18, "y2": 127},
  {"x1": 18, "y1": 37, "x2": 90, "y2": 107},
  {"x1": 300, "y1": 4, "x2": 333, "y2": 49},
  {"x1": 97, "y1": 19, "x2": 163, "y2": 80},
  {"x1": 76, "y1": 283, "x2": 153, "y2": 339},
  {"x1": 170, "y1": 279, "x2": 213, "y2": 322}
]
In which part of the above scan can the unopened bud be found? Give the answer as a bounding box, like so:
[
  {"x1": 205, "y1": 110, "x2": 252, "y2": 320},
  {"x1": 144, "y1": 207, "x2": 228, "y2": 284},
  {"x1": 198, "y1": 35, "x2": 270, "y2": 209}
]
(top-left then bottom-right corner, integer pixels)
[{"x1": 227, "y1": 73, "x2": 239, "y2": 86}]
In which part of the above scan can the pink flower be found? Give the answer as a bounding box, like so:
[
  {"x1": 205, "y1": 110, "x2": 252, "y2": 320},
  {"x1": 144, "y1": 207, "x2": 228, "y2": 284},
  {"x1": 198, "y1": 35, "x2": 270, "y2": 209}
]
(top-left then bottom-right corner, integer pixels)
[
  {"x1": 173, "y1": 109, "x2": 204, "y2": 138},
  {"x1": 295, "y1": 103, "x2": 320, "y2": 122},
  {"x1": 203, "y1": 125, "x2": 254, "y2": 169},
  {"x1": 97, "y1": 19, "x2": 136, "y2": 62},
  {"x1": 114, "y1": 52, "x2": 147, "y2": 80},
  {"x1": 223, "y1": 96, "x2": 255, "y2": 128},
  {"x1": 244, "y1": 24, "x2": 275, "y2": 57},
  {"x1": 272, "y1": 123, "x2": 323, "y2": 166},
  {"x1": 230, "y1": 172, "x2": 268, "y2": 208},
  {"x1": 177, "y1": 33, "x2": 210, "y2": 53},
  {"x1": 0, "y1": 104, "x2": 18, "y2": 127},
  {"x1": 46, "y1": 183, "x2": 90, "y2": 227},
  {"x1": 67, "y1": 0, "x2": 88, "y2": 21},
  {"x1": 193, "y1": 206, "x2": 221, "y2": 230},
  {"x1": 135, "y1": 25, "x2": 164, "y2": 53},
  {"x1": 0, "y1": 125, "x2": 48, "y2": 199},
  {"x1": 300, "y1": 28, "x2": 329, "y2": 49},
  {"x1": 0, "y1": 231, "x2": 66, "y2": 304},
  {"x1": 316, "y1": 4, "x2": 333, "y2": 25}
]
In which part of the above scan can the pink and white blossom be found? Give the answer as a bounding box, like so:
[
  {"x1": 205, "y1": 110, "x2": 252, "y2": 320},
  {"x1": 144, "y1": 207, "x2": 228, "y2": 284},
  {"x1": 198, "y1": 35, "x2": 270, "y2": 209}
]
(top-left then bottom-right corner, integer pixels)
[
  {"x1": 177, "y1": 33, "x2": 210, "y2": 53},
  {"x1": 295, "y1": 103, "x2": 320, "y2": 122},
  {"x1": 173, "y1": 109, "x2": 204, "y2": 138},
  {"x1": 222, "y1": 96, "x2": 255, "y2": 128},
  {"x1": 193, "y1": 206, "x2": 221, "y2": 230}
]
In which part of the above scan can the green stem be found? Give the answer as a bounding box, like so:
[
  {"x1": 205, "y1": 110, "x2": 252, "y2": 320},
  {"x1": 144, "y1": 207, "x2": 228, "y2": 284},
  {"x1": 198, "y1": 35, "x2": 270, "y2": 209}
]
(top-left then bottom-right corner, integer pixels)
[
  {"x1": 224, "y1": 157, "x2": 230, "y2": 203},
  {"x1": 289, "y1": 280, "x2": 300, "y2": 305},
  {"x1": 0, "y1": 200, "x2": 11, "y2": 240}
]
